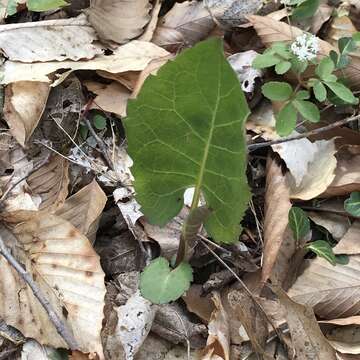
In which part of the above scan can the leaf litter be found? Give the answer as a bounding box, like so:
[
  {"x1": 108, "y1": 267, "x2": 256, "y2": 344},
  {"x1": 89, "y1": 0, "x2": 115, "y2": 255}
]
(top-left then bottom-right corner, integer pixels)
[{"x1": 0, "y1": 0, "x2": 360, "y2": 359}]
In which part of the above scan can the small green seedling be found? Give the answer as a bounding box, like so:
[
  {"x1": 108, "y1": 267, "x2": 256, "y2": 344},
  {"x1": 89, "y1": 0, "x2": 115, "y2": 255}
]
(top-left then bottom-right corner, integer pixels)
[{"x1": 124, "y1": 38, "x2": 251, "y2": 304}]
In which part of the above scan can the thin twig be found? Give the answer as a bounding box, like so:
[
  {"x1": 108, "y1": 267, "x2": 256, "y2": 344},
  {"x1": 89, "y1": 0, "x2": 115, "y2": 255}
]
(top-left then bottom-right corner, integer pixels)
[
  {"x1": 0, "y1": 235, "x2": 78, "y2": 349},
  {"x1": 247, "y1": 114, "x2": 360, "y2": 151}
]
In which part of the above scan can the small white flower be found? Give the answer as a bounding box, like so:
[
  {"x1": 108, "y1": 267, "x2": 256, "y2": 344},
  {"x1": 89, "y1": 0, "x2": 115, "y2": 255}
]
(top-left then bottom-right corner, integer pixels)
[{"x1": 291, "y1": 34, "x2": 319, "y2": 61}]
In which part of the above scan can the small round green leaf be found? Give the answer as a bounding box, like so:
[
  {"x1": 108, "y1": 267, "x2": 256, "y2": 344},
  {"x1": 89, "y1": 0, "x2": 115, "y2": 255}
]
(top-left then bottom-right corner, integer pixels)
[
  {"x1": 261, "y1": 81, "x2": 293, "y2": 101},
  {"x1": 140, "y1": 257, "x2": 193, "y2": 304},
  {"x1": 295, "y1": 90, "x2": 310, "y2": 100},
  {"x1": 93, "y1": 114, "x2": 107, "y2": 130},
  {"x1": 293, "y1": 100, "x2": 320, "y2": 122},
  {"x1": 315, "y1": 57, "x2": 335, "y2": 80},
  {"x1": 275, "y1": 61, "x2": 292, "y2": 75},
  {"x1": 313, "y1": 81, "x2": 327, "y2": 102},
  {"x1": 344, "y1": 192, "x2": 360, "y2": 217},
  {"x1": 275, "y1": 102, "x2": 297, "y2": 136},
  {"x1": 289, "y1": 207, "x2": 310, "y2": 241},
  {"x1": 306, "y1": 240, "x2": 337, "y2": 266},
  {"x1": 252, "y1": 54, "x2": 281, "y2": 69},
  {"x1": 325, "y1": 81, "x2": 358, "y2": 104}
]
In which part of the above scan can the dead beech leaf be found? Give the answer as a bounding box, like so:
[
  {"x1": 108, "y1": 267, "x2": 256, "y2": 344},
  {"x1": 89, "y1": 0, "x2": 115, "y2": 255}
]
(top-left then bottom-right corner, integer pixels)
[
  {"x1": 28, "y1": 155, "x2": 69, "y2": 213},
  {"x1": 56, "y1": 180, "x2": 107, "y2": 243},
  {"x1": 0, "y1": 14, "x2": 101, "y2": 62},
  {"x1": 322, "y1": 146, "x2": 360, "y2": 197},
  {"x1": 288, "y1": 139, "x2": 337, "y2": 200},
  {"x1": 85, "y1": 0, "x2": 151, "y2": 44},
  {"x1": 0, "y1": 214, "x2": 105, "y2": 357},
  {"x1": 310, "y1": 4, "x2": 333, "y2": 34},
  {"x1": 333, "y1": 222, "x2": 360, "y2": 256},
  {"x1": 3, "y1": 82, "x2": 50, "y2": 146},
  {"x1": 202, "y1": 292, "x2": 230, "y2": 360},
  {"x1": 138, "y1": 0, "x2": 161, "y2": 42},
  {"x1": 271, "y1": 286, "x2": 337, "y2": 360},
  {"x1": 262, "y1": 156, "x2": 292, "y2": 283},
  {"x1": 1, "y1": 40, "x2": 169, "y2": 85},
  {"x1": 325, "y1": 324, "x2": 360, "y2": 355},
  {"x1": 152, "y1": 0, "x2": 215, "y2": 47},
  {"x1": 227, "y1": 289, "x2": 268, "y2": 356},
  {"x1": 84, "y1": 81, "x2": 130, "y2": 118}
]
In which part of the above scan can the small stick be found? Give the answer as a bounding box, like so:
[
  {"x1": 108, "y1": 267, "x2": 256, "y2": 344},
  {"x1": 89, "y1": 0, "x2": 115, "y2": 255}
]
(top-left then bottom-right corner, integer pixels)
[
  {"x1": 247, "y1": 113, "x2": 360, "y2": 151},
  {"x1": 0, "y1": 235, "x2": 78, "y2": 350}
]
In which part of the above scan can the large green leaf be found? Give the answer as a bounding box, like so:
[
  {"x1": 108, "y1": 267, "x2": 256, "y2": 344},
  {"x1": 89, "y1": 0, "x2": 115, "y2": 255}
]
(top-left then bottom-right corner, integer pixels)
[{"x1": 124, "y1": 38, "x2": 251, "y2": 244}]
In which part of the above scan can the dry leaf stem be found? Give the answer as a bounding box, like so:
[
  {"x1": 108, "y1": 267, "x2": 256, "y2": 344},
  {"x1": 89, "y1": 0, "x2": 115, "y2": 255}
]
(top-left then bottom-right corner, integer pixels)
[
  {"x1": 0, "y1": 235, "x2": 78, "y2": 350},
  {"x1": 248, "y1": 113, "x2": 360, "y2": 151}
]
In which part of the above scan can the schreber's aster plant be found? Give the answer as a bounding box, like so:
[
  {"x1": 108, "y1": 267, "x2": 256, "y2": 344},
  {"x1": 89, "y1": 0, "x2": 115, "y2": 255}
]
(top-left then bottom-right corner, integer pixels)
[{"x1": 291, "y1": 34, "x2": 319, "y2": 61}]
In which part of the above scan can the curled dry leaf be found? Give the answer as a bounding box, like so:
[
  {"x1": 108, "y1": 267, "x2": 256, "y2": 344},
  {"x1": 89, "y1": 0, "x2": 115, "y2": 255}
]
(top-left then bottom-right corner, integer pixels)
[
  {"x1": 28, "y1": 155, "x2": 69, "y2": 213},
  {"x1": 271, "y1": 286, "x2": 337, "y2": 360},
  {"x1": 152, "y1": 1, "x2": 215, "y2": 47},
  {"x1": 0, "y1": 14, "x2": 101, "y2": 62},
  {"x1": 1, "y1": 40, "x2": 170, "y2": 85},
  {"x1": 85, "y1": 0, "x2": 151, "y2": 44},
  {"x1": 324, "y1": 324, "x2": 360, "y2": 355},
  {"x1": 0, "y1": 214, "x2": 106, "y2": 357},
  {"x1": 3, "y1": 81, "x2": 50, "y2": 146},
  {"x1": 56, "y1": 179, "x2": 107, "y2": 244},
  {"x1": 262, "y1": 156, "x2": 292, "y2": 283},
  {"x1": 288, "y1": 221, "x2": 360, "y2": 319},
  {"x1": 138, "y1": 0, "x2": 161, "y2": 42},
  {"x1": 202, "y1": 292, "x2": 230, "y2": 360}
]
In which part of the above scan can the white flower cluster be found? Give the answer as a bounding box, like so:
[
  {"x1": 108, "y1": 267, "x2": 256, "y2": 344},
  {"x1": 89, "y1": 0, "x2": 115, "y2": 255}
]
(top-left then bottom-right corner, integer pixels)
[{"x1": 291, "y1": 34, "x2": 319, "y2": 61}]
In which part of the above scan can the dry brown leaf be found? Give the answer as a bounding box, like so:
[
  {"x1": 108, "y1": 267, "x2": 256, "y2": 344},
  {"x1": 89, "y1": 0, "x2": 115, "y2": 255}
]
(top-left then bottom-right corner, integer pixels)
[
  {"x1": 271, "y1": 286, "x2": 337, "y2": 360},
  {"x1": 227, "y1": 289, "x2": 268, "y2": 356},
  {"x1": 333, "y1": 222, "x2": 360, "y2": 255},
  {"x1": 85, "y1": 0, "x2": 151, "y2": 44},
  {"x1": 56, "y1": 180, "x2": 107, "y2": 243},
  {"x1": 138, "y1": 0, "x2": 161, "y2": 42},
  {"x1": 310, "y1": 4, "x2": 333, "y2": 34},
  {"x1": 322, "y1": 146, "x2": 360, "y2": 197},
  {"x1": 28, "y1": 155, "x2": 69, "y2": 213},
  {"x1": 0, "y1": 14, "x2": 101, "y2": 62},
  {"x1": 325, "y1": 324, "x2": 360, "y2": 355},
  {"x1": 0, "y1": 214, "x2": 105, "y2": 357},
  {"x1": 1, "y1": 40, "x2": 169, "y2": 85},
  {"x1": 3, "y1": 81, "x2": 50, "y2": 146},
  {"x1": 84, "y1": 81, "x2": 130, "y2": 117},
  {"x1": 201, "y1": 292, "x2": 230, "y2": 360},
  {"x1": 152, "y1": 1, "x2": 215, "y2": 47},
  {"x1": 262, "y1": 156, "x2": 292, "y2": 283}
]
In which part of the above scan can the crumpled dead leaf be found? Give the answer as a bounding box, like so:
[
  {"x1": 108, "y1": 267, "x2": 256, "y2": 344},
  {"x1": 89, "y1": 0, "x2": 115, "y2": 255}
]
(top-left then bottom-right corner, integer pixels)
[
  {"x1": 0, "y1": 14, "x2": 101, "y2": 62},
  {"x1": 85, "y1": 0, "x2": 151, "y2": 44},
  {"x1": 3, "y1": 81, "x2": 50, "y2": 146},
  {"x1": 0, "y1": 214, "x2": 106, "y2": 357}
]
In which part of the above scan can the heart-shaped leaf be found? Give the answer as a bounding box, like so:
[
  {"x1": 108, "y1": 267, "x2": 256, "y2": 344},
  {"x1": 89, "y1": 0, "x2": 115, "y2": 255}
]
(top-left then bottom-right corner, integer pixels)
[
  {"x1": 140, "y1": 257, "x2": 193, "y2": 304},
  {"x1": 344, "y1": 192, "x2": 360, "y2": 217},
  {"x1": 124, "y1": 38, "x2": 251, "y2": 244}
]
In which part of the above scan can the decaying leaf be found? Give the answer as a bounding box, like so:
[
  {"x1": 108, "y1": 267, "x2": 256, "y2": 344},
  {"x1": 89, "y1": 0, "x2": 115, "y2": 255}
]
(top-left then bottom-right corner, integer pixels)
[
  {"x1": 0, "y1": 14, "x2": 101, "y2": 62},
  {"x1": 3, "y1": 81, "x2": 50, "y2": 146},
  {"x1": 0, "y1": 214, "x2": 106, "y2": 357},
  {"x1": 271, "y1": 286, "x2": 337, "y2": 360},
  {"x1": 1, "y1": 40, "x2": 169, "y2": 85},
  {"x1": 153, "y1": 0, "x2": 215, "y2": 47},
  {"x1": 85, "y1": 0, "x2": 151, "y2": 44},
  {"x1": 56, "y1": 179, "x2": 107, "y2": 243}
]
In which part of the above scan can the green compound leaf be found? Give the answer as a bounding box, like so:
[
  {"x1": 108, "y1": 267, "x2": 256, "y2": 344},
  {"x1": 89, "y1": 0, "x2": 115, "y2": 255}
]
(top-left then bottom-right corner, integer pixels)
[
  {"x1": 124, "y1": 38, "x2": 251, "y2": 244},
  {"x1": 140, "y1": 257, "x2": 193, "y2": 304},
  {"x1": 313, "y1": 80, "x2": 327, "y2": 102},
  {"x1": 252, "y1": 54, "x2": 281, "y2": 69},
  {"x1": 293, "y1": 100, "x2": 320, "y2": 123},
  {"x1": 344, "y1": 192, "x2": 360, "y2": 217},
  {"x1": 315, "y1": 57, "x2": 335, "y2": 81},
  {"x1": 338, "y1": 37, "x2": 357, "y2": 54},
  {"x1": 275, "y1": 61, "x2": 292, "y2": 75},
  {"x1": 289, "y1": 207, "x2": 310, "y2": 241},
  {"x1": 276, "y1": 102, "x2": 297, "y2": 136},
  {"x1": 306, "y1": 240, "x2": 337, "y2": 266},
  {"x1": 262, "y1": 81, "x2": 293, "y2": 101},
  {"x1": 325, "y1": 81, "x2": 358, "y2": 104},
  {"x1": 27, "y1": 0, "x2": 68, "y2": 11},
  {"x1": 292, "y1": 0, "x2": 320, "y2": 19},
  {"x1": 295, "y1": 90, "x2": 310, "y2": 100}
]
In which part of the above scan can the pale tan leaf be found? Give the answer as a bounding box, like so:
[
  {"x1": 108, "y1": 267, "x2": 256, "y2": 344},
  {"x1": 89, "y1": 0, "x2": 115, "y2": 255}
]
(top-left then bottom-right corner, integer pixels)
[
  {"x1": 1, "y1": 40, "x2": 170, "y2": 85},
  {"x1": 3, "y1": 82, "x2": 50, "y2": 146},
  {"x1": 272, "y1": 286, "x2": 336, "y2": 360},
  {"x1": 0, "y1": 214, "x2": 106, "y2": 357},
  {"x1": 322, "y1": 145, "x2": 360, "y2": 197},
  {"x1": 28, "y1": 155, "x2": 69, "y2": 213},
  {"x1": 325, "y1": 324, "x2": 360, "y2": 355},
  {"x1": 56, "y1": 179, "x2": 107, "y2": 243},
  {"x1": 289, "y1": 139, "x2": 337, "y2": 200},
  {"x1": 138, "y1": 0, "x2": 161, "y2": 42},
  {"x1": 152, "y1": 1, "x2": 215, "y2": 47},
  {"x1": 333, "y1": 222, "x2": 360, "y2": 255},
  {"x1": 262, "y1": 156, "x2": 292, "y2": 283},
  {"x1": 310, "y1": 4, "x2": 333, "y2": 34},
  {"x1": 85, "y1": 0, "x2": 151, "y2": 44},
  {"x1": 84, "y1": 81, "x2": 130, "y2": 117},
  {"x1": 0, "y1": 14, "x2": 101, "y2": 62}
]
